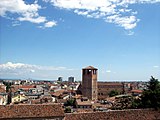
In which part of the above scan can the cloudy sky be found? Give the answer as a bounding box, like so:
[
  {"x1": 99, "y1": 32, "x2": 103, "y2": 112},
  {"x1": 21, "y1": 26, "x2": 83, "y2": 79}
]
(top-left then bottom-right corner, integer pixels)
[{"x1": 0, "y1": 0, "x2": 160, "y2": 81}]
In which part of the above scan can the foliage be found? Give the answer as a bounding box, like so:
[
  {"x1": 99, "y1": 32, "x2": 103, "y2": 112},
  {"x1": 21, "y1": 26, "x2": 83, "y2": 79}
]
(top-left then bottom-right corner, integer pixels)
[
  {"x1": 113, "y1": 76, "x2": 160, "y2": 110},
  {"x1": 64, "y1": 98, "x2": 76, "y2": 108},
  {"x1": 64, "y1": 106, "x2": 72, "y2": 113},
  {"x1": 3, "y1": 81, "x2": 13, "y2": 104},
  {"x1": 112, "y1": 96, "x2": 133, "y2": 110},
  {"x1": 3, "y1": 81, "x2": 12, "y2": 92},
  {"x1": 131, "y1": 98, "x2": 142, "y2": 109},
  {"x1": 140, "y1": 76, "x2": 160, "y2": 110},
  {"x1": 7, "y1": 92, "x2": 12, "y2": 104},
  {"x1": 109, "y1": 90, "x2": 119, "y2": 97}
]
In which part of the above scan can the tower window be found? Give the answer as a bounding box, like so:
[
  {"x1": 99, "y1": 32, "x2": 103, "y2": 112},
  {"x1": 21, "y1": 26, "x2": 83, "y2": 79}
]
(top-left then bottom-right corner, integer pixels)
[
  {"x1": 87, "y1": 70, "x2": 91, "y2": 74},
  {"x1": 83, "y1": 70, "x2": 85, "y2": 75},
  {"x1": 93, "y1": 70, "x2": 97, "y2": 74}
]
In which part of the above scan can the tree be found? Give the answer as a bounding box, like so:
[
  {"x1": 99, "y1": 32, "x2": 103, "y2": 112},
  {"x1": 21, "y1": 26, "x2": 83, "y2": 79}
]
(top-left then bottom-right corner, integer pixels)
[
  {"x1": 64, "y1": 98, "x2": 76, "y2": 108},
  {"x1": 141, "y1": 76, "x2": 160, "y2": 110},
  {"x1": 64, "y1": 107, "x2": 72, "y2": 113},
  {"x1": 3, "y1": 81, "x2": 12, "y2": 104},
  {"x1": 131, "y1": 97, "x2": 141, "y2": 109},
  {"x1": 3, "y1": 81, "x2": 12, "y2": 92},
  {"x1": 109, "y1": 90, "x2": 119, "y2": 97}
]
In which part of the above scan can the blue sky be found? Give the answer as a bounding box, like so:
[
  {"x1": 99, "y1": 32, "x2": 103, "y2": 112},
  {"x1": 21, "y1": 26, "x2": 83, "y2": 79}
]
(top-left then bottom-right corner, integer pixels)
[{"x1": 0, "y1": 0, "x2": 160, "y2": 81}]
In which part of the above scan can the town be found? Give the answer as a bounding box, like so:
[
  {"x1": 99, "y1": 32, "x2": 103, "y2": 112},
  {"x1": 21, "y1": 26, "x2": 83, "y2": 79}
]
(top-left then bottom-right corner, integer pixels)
[
  {"x1": 1, "y1": 66, "x2": 159, "y2": 120},
  {"x1": 0, "y1": 66, "x2": 146, "y2": 108},
  {"x1": 1, "y1": 0, "x2": 160, "y2": 119}
]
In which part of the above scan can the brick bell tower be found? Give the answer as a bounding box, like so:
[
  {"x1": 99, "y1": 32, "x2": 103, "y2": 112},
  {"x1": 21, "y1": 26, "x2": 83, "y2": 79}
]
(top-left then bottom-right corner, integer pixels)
[{"x1": 82, "y1": 66, "x2": 98, "y2": 100}]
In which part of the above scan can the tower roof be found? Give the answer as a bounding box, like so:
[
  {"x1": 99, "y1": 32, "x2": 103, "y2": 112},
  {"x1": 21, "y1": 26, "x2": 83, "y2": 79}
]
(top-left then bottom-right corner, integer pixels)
[{"x1": 83, "y1": 66, "x2": 98, "y2": 70}]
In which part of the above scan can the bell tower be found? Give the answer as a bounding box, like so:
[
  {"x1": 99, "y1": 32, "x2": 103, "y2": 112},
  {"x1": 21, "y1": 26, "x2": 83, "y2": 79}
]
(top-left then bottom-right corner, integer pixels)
[{"x1": 82, "y1": 66, "x2": 98, "y2": 100}]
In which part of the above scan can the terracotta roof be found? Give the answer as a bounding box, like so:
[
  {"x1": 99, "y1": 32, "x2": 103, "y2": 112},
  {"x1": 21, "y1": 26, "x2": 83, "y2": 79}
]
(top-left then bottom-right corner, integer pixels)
[
  {"x1": 57, "y1": 99, "x2": 67, "y2": 103},
  {"x1": 0, "y1": 96, "x2": 4, "y2": 99},
  {"x1": 0, "y1": 85, "x2": 6, "y2": 93},
  {"x1": 19, "y1": 85, "x2": 36, "y2": 89},
  {"x1": 131, "y1": 89, "x2": 143, "y2": 93},
  {"x1": 83, "y1": 66, "x2": 98, "y2": 70},
  {"x1": 10, "y1": 85, "x2": 36, "y2": 92},
  {"x1": 11, "y1": 85, "x2": 19, "y2": 93},
  {"x1": 76, "y1": 99, "x2": 92, "y2": 106},
  {"x1": 0, "y1": 104, "x2": 64, "y2": 119},
  {"x1": 65, "y1": 110, "x2": 160, "y2": 120},
  {"x1": 31, "y1": 99, "x2": 41, "y2": 104},
  {"x1": 0, "y1": 88, "x2": 6, "y2": 93},
  {"x1": 52, "y1": 89, "x2": 65, "y2": 97}
]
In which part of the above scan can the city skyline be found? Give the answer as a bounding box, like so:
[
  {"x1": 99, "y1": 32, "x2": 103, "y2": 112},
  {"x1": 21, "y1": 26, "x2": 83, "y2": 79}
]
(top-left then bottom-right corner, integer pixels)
[{"x1": 0, "y1": 0, "x2": 160, "y2": 81}]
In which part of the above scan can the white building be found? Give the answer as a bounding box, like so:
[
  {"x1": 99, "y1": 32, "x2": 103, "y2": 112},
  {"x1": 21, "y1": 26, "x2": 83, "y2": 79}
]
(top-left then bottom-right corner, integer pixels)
[{"x1": 0, "y1": 93, "x2": 8, "y2": 105}]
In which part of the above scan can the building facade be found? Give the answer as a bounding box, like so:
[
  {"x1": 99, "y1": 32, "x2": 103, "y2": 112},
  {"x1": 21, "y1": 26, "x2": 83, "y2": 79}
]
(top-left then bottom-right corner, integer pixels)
[
  {"x1": 82, "y1": 66, "x2": 98, "y2": 100},
  {"x1": 98, "y1": 82, "x2": 124, "y2": 100},
  {"x1": 68, "y1": 77, "x2": 74, "y2": 82}
]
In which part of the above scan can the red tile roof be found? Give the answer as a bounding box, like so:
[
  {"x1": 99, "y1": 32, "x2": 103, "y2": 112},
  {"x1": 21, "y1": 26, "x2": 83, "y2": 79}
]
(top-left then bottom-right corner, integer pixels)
[
  {"x1": 0, "y1": 86, "x2": 6, "y2": 93},
  {"x1": 19, "y1": 85, "x2": 36, "y2": 89},
  {"x1": 0, "y1": 104, "x2": 64, "y2": 119},
  {"x1": 65, "y1": 110, "x2": 160, "y2": 120},
  {"x1": 131, "y1": 89, "x2": 143, "y2": 93},
  {"x1": 11, "y1": 85, "x2": 19, "y2": 93},
  {"x1": 52, "y1": 89, "x2": 65, "y2": 97}
]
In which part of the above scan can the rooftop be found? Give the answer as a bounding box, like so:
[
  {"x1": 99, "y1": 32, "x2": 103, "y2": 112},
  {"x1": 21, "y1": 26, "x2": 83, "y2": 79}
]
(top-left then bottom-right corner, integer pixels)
[
  {"x1": 76, "y1": 99, "x2": 92, "y2": 106},
  {"x1": 0, "y1": 85, "x2": 6, "y2": 93},
  {"x1": 131, "y1": 89, "x2": 143, "y2": 93},
  {"x1": 0, "y1": 104, "x2": 64, "y2": 119},
  {"x1": 65, "y1": 109, "x2": 160, "y2": 120}
]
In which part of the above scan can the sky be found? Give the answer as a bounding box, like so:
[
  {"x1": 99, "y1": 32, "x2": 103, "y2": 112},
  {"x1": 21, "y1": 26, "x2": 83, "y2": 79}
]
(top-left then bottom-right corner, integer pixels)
[{"x1": 0, "y1": 0, "x2": 160, "y2": 81}]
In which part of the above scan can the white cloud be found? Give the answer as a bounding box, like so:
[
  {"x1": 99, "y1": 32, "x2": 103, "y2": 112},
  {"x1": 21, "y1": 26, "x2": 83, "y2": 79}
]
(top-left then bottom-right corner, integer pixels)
[
  {"x1": 153, "y1": 66, "x2": 159, "y2": 68},
  {"x1": 12, "y1": 21, "x2": 21, "y2": 27},
  {"x1": 106, "y1": 70, "x2": 111, "y2": 73},
  {"x1": 106, "y1": 15, "x2": 139, "y2": 30},
  {"x1": 0, "y1": 62, "x2": 37, "y2": 74},
  {"x1": 126, "y1": 31, "x2": 134, "y2": 35},
  {"x1": 0, "y1": 0, "x2": 57, "y2": 27},
  {"x1": 0, "y1": 62, "x2": 74, "y2": 77},
  {"x1": 0, "y1": 0, "x2": 41, "y2": 19},
  {"x1": 44, "y1": 21, "x2": 57, "y2": 28},
  {"x1": 74, "y1": 10, "x2": 89, "y2": 16},
  {"x1": 18, "y1": 16, "x2": 46, "y2": 23},
  {"x1": 1, "y1": 0, "x2": 160, "y2": 30},
  {"x1": 46, "y1": 0, "x2": 160, "y2": 31}
]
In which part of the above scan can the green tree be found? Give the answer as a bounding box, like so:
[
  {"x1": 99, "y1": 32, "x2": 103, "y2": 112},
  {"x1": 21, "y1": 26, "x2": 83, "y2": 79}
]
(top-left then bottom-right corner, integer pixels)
[
  {"x1": 3, "y1": 81, "x2": 12, "y2": 92},
  {"x1": 131, "y1": 97, "x2": 141, "y2": 109},
  {"x1": 109, "y1": 90, "x2": 119, "y2": 97},
  {"x1": 3, "y1": 81, "x2": 12, "y2": 104},
  {"x1": 64, "y1": 107, "x2": 72, "y2": 113},
  {"x1": 141, "y1": 76, "x2": 160, "y2": 110},
  {"x1": 64, "y1": 98, "x2": 76, "y2": 108}
]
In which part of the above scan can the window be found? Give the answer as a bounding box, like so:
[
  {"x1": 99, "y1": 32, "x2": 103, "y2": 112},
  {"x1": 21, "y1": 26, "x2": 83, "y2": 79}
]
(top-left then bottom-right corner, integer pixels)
[
  {"x1": 83, "y1": 70, "x2": 86, "y2": 75},
  {"x1": 93, "y1": 70, "x2": 97, "y2": 74},
  {"x1": 87, "y1": 70, "x2": 91, "y2": 74}
]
